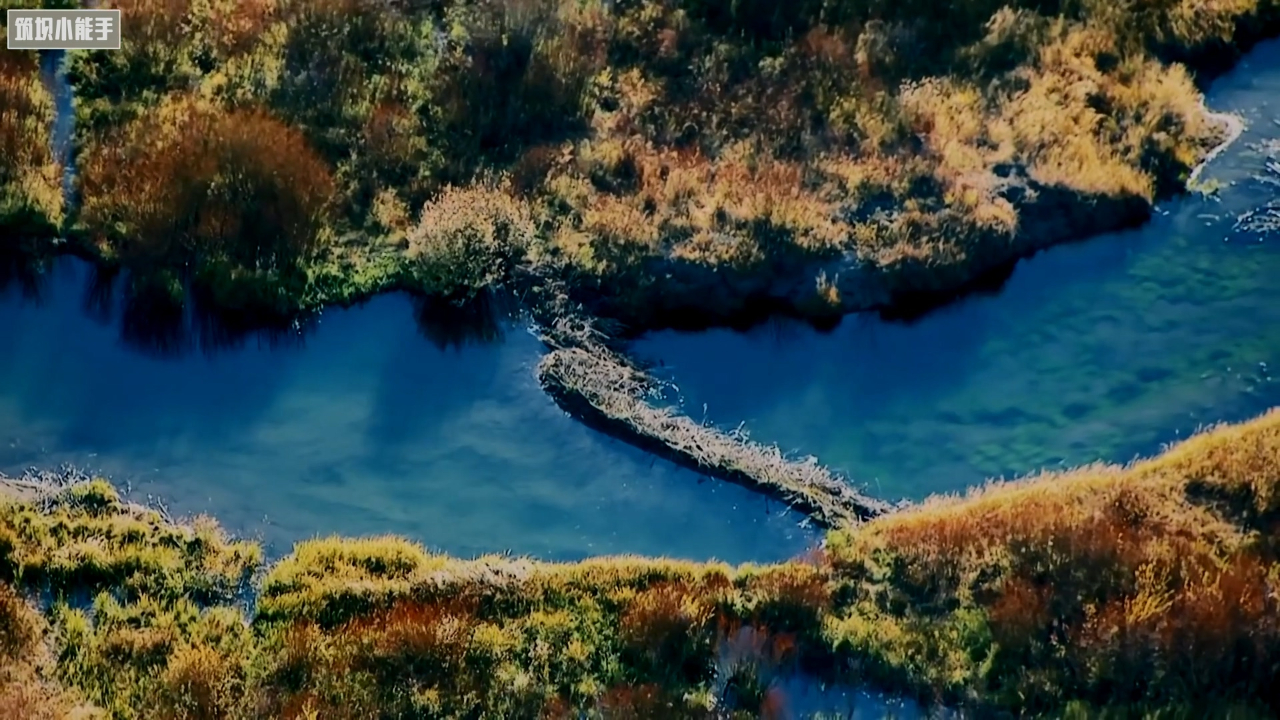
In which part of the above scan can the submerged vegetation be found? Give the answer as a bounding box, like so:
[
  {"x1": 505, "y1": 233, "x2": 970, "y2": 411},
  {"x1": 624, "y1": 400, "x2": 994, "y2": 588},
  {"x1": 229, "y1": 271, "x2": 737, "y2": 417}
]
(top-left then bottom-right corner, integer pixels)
[
  {"x1": 2, "y1": 410, "x2": 1280, "y2": 717},
  {"x1": 0, "y1": 0, "x2": 1277, "y2": 325}
]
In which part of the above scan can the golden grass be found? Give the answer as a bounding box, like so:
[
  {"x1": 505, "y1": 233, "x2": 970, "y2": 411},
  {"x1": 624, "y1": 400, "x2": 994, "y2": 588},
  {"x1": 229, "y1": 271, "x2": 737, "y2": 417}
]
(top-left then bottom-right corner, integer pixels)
[
  {"x1": 2, "y1": 410, "x2": 1279, "y2": 716},
  {"x1": 0, "y1": 46, "x2": 63, "y2": 236},
  {"x1": 40, "y1": 0, "x2": 1276, "y2": 322},
  {"x1": 825, "y1": 409, "x2": 1280, "y2": 711}
]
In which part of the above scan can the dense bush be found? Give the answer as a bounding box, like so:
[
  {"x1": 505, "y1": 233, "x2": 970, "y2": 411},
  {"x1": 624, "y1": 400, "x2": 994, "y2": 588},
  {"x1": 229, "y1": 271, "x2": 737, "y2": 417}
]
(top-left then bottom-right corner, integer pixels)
[
  {"x1": 50, "y1": 0, "x2": 1280, "y2": 323},
  {"x1": 0, "y1": 47, "x2": 62, "y2": 239},
  {"x1": 77, "y1": 96, "x2": 335, "y2": 311},
  {"x1": 408, "y1": 184, "x2": 537, "y2": 297}
]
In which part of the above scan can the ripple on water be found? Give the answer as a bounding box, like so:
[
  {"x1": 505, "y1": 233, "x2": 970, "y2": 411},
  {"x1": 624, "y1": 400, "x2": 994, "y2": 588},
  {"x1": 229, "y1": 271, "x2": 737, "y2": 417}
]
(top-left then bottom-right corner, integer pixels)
[{"x1": 633, "y1": 39, "x2": 1280, "y2": 503}]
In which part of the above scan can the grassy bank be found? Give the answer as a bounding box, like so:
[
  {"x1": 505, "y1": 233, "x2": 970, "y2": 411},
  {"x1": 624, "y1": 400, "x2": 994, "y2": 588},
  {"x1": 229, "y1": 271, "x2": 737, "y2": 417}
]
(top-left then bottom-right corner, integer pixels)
[
  {"x1": 2, "y1": 409, "x2": 1279, "y2": 718},
  {"x1": 1, "y1": 0, "x2": 1279, "y2": 328}
]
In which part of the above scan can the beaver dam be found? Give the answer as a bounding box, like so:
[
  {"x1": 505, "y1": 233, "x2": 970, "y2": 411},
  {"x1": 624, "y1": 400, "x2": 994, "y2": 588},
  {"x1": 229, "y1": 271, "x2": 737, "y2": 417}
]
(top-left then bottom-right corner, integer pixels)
[
  {"x1": 519, "y1": 112, "x2": 1269, "y2": 532},
  {"x1": 531, "y1": 289, "x2": 896, "y2": 528}
]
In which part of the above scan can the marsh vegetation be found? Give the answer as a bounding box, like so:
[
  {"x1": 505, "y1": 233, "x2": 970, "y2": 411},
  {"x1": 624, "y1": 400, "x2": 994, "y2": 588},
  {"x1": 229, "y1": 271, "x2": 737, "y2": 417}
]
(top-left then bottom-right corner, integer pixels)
[
  {"x1": 2, "y1": 410, "x2": 1280, "y2": 717},
  {"x1": 2, "y1": 0, "x2": 1278, "y2": 326},
  {"x1": 3, "y1": 2, "x2": 1280, "y2": 716}
]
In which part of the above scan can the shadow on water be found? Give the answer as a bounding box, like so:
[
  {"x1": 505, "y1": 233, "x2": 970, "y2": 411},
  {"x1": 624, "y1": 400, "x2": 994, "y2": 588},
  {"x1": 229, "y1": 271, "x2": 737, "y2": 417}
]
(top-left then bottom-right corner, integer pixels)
[
  {"x1": 0, "y1": 246, "x2": 52, "y2": 302},
  {"x1": 2, "y1": 243, "x2": 517, "y2": 361},
  {"x1": 412, "y1": 290, "x2": 520, "y2": 351},
  {"x1": 875, "y1": 258, "x2": 1019, "y2": 326},
  {"x1": 0, "y1": 256, "x2": 819, "y2": 563},
  {"x1": 46, "y1": 259, "x2": 311, "y2": 360}
]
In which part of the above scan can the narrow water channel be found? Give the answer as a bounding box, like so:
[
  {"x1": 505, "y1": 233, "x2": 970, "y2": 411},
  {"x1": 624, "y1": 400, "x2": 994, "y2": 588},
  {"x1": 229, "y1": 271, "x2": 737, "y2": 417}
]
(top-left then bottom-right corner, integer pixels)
[
  {"x1": 1, "y1": 42, "x2": 1277, "y2": 572},
  {"x1": 635, "y1": 40, "x2": 1280, "y2": 503},
  {"x1": 0, "y1": 261, "x2": 819, "y2": 562}
]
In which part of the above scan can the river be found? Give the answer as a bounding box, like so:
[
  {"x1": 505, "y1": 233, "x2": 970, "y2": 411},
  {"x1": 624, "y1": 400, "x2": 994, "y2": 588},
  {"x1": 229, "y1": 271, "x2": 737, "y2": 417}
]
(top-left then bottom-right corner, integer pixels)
[
  {"x1": 1, "y1": 42, "x2": 1277, "y2": 575},
  {"x1": 637, "y1": 41, "x2": 1280, "y2": 503}
]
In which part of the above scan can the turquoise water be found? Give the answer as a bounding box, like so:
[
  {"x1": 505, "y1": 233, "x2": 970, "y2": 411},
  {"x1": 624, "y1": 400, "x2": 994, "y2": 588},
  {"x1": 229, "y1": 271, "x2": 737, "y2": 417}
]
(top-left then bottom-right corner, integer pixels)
[
  {"x1": 6, "y1": 51, "x2": 819, "y2": 565},
  {"x1": 635, "y1": 40, "x2": 1280, "y2": 503}
]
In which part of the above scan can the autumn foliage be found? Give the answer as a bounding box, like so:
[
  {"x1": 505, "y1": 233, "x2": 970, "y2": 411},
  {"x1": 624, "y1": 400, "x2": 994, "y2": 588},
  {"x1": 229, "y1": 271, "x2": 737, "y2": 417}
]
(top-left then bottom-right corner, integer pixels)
[
  {"x1": 3, "y1": 411, "x2": 1280, "y2": 716},
  {"x1": 47, "y1": 0, "x2": 1274, "y2": 324},
  {"x1": 78, "y1": 96, "x2": 334, "y2": 276},
  {"x1": 0, "y1": 48, "x2": 62, "y2": 236},
  {"x1": 826, "y1": 409, "x2": 1280, "y2": 713}
]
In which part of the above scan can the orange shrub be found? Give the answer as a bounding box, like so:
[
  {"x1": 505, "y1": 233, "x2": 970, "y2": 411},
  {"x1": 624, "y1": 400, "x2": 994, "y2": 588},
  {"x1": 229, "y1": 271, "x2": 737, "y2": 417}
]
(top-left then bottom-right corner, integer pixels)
[
  {"x1": 0, "y1": 52, "x2": 46, "y2": 185},
  {"x1": 0, "y1": 49, "x2": 60, "y2": 229},
  {"x1": 743, "y1": 565, "x2": 831, "y2": 635},
  {"x1": 339, "y1": 598, "x2": 477, "y2": 688},
  {"x1": 619, "y1": 580, "x2": 715, "y2": 667},
  {"x1": 0, "y1": 585, "x2": 36, "y2": 661},
  {"x1": 0, "y1": 584, "x2": 70, "y2": 720},
  {"x1": 79, "y1": 96, "x2": 335, "y2": 273}
]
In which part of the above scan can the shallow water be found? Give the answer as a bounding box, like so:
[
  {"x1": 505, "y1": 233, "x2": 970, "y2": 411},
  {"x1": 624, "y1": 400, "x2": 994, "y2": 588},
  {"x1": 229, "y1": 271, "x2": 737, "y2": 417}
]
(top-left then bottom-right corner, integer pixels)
[
  {"x1": 0, "y1": 261, "x2": 818, "y2": 561},
  {"x1": 635, "y1": 40, "x2": 1280, "y2": 502},
  {"x1": 7, "y1": 52, "x2": 818, "y2": 564}
]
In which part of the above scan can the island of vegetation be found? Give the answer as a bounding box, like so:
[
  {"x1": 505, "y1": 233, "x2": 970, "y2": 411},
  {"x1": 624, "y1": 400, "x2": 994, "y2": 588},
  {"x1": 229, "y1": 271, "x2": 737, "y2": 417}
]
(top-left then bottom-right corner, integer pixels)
[
  {"x1": 0, "y1": 410, "x2": 1278, "y2": 718},
  {"x1": 1, "y1": 0, "x2": 1276, "y2": 322},
  {"x1": 2, "y1": 0, "x2": 1280, "y2": 715}
]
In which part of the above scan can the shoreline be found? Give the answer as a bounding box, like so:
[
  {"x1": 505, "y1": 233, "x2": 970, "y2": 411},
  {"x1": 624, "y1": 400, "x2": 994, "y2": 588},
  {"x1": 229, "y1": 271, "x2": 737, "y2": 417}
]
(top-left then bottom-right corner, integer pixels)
[
  {"x1": 2, "y1": 22, "x2": 1276, "y2": 535},
  {"x1": 1191, "y1": 109, "x2": 1249, "y2": 185},
  {"x1": 1, "y1": 410, "x2": 1278, "y2": 717},
  {"x1": 574, "y1": 104, "x2": 1251, "y2": 336},
  {"x1": 0, "y1": 74, "x2": 1261, "y2": 534},
  {"x1": 523, "y1": 77, "x2": 1259, "y2": 525}
]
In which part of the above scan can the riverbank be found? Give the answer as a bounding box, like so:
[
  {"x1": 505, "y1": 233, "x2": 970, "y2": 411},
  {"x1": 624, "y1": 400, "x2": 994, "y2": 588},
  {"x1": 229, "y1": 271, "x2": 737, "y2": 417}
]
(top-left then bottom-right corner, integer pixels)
[
  {"x1": 4, "y1": 3, "x2": 1280, "y2": 503},
  {"x1": 1, "y1": 409, "x2": 1278, "y2": 717},
  {"x1": 2, "y1": 1, "x2": 1279, "y2": 326}
]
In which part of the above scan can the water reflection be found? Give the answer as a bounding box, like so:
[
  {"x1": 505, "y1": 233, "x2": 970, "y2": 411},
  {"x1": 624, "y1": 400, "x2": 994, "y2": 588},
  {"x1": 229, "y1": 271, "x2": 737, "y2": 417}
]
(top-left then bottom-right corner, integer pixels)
[
  {"x1": 634, "y1": 40, "x2": 1280, "y2": 503},
  {"x1": 0, "y1": 246, "x2": 51, "y2": 302},
  {"x1": 875, "y1": 258, "x2": 1018, "y2": 325},
  {"x1": 412, "y1": 290, "x2": 519, "y2": 351},
  {"x1": 0, "y1": 258, "x2": 818, "y2": 562},
  {"x1": 0, "y1": 244, "x2": 520, "y2": 360}
]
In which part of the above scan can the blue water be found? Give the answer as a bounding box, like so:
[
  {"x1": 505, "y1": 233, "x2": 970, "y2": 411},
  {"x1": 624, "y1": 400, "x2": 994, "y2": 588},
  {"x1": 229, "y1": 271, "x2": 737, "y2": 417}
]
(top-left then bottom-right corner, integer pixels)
[
  {"x1": 0, "y1": 261, "x2": 818, "y2": 561},
  {"x1": 634, "y1": 41, "x2": 1280, "y2": 503},
  {"x1": 1, "y1": 41, "x2": 1278, "y2": 574}
]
